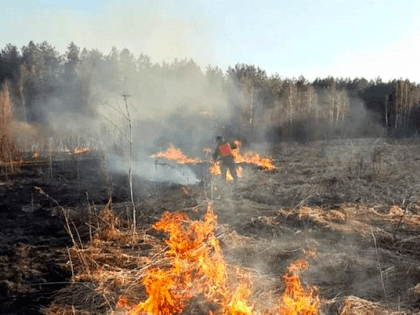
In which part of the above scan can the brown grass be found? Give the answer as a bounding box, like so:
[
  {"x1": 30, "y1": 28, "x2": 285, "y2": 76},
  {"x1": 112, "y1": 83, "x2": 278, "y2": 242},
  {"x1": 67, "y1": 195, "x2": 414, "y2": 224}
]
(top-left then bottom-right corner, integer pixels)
[
  {"x1": 340, "y1": 296, "x2": 419, "y2": 315},
  {"x1": 40, "y1": 197, "x2": 420, "y2": 315},
  {"x1": 279, "y1": 204, "x2": 420, "y2": 236},
  {"x1": 41, "y1": 200, "x2": 290, "y2": 315},
  {"x1": 41, "y1": 201, "x2": 163, "y2": 315}
]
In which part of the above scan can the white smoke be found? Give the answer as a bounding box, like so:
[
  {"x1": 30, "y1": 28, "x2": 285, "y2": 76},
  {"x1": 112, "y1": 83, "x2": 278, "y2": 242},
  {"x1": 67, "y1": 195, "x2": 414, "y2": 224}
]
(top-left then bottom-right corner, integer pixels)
[{"x1": 106, "y1": 153, "x2": 199, "y2": 185}]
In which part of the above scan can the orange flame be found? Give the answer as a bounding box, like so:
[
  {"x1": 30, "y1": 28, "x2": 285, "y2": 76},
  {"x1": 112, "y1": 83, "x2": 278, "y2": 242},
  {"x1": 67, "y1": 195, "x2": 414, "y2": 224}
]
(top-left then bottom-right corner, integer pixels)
[
  {"x1": 117, "y1": 296, "x2": 133, "y2": 309},
  {"x1": 231, "y1": 141, "x2": 276, "y2": 170},
  {"x1": 128, "y1": 203, "x2": 253, "y2": 315},
  {"x1": 209, "y1": 161, "x2": 243, "y2": 181},
  {"x1": 69, "y1": 147, "x2": 90, "y2": 155},
  {"x1": 153, "y1": 143, "x2": 201, "y2": 164},
  {"x1": 210, "y1": 140, "x2": 276, "y2": 179},
  {"x1": 278, "y1": 260, "x2": 319, "y2": 315},
  {"x1": 122, "y1": 204, "x2": 319, "y2": 315}
]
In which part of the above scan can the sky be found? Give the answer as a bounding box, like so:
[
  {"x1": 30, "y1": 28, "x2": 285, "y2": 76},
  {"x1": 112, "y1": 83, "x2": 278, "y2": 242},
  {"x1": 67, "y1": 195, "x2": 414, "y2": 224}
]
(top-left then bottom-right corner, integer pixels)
[{"x1": 1, "y1": 0, "x2": 420, "y2": 83}]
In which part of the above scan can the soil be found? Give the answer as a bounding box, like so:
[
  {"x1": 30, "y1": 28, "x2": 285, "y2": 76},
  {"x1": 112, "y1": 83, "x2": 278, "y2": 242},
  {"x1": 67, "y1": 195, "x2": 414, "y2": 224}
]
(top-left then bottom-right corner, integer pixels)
[{"x1": 2, "y1": 138, "x2": 420, "y2": 314}]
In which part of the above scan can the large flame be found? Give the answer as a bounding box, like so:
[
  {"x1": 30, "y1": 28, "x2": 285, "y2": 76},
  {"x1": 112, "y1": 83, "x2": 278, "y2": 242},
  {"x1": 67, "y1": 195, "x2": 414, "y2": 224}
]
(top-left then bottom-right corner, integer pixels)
[
  {"x1": 152, "y1": 142, "x2": 274, "y2": 181},
  {"x1": 128, "y1": 203, "x2": 254, "y2": 315},
  {"x1": 231, "y1": 140, "x2": 276, "y2": 171},
  {"x1": 152, "y1": 143, "x2": 202, "y2": 164},
  {"x1": 120, "y1": 204, "x2": 319, "y2": 315},
  {"x1": 278, "y1": 260, "x2": 320, "y2": 315}
]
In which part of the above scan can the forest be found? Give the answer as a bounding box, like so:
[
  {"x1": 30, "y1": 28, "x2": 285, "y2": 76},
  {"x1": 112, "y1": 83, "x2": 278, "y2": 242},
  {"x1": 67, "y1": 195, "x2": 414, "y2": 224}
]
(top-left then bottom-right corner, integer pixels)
[{"x1": 1, "y1": 40, "x2": 420, "y2": 153}]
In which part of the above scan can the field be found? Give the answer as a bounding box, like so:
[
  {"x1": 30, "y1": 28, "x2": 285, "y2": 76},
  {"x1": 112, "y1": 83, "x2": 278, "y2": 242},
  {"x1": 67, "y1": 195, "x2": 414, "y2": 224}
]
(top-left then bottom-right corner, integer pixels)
[{"x1": 1, "y1": 137, "x2": 420, "y2": 314}]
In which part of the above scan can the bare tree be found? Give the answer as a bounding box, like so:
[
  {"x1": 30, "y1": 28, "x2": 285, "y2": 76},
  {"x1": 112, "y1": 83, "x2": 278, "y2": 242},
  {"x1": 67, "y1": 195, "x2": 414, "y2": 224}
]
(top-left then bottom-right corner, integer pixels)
[{"x1": 103, "y1": 95, "x2": 137, "y2": 232}]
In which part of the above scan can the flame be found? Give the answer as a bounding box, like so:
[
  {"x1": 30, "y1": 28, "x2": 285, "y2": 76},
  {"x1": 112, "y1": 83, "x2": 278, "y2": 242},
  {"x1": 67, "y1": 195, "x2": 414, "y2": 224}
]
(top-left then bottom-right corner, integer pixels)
[
  {"x1": 123, "y1": 204, "x2": 319, "y2": 315},
  {"x1": 278, "y1": 260, "x2": 319, "y2": 315},
  {"x1": 69, "y1": 147, "x2": 90, "y2": 155},
  {"x1": 153, "y1": 142, "x2": 274, "y2": 182},
  {"x1": 153, "y1": 143, "x2": 202, "y2": 164},
  {"x1": 231, "y1": 141, "x2": 276, "y2": 170},
  {"x1": 210, "y1": 140, "x2": 276, "y2": 180},
  {"x1": 237, "y1": 166, "x2": 243, "y2": 177},
  {"x1": 128, "y1": 203, "x2": 253, "y2": 315},
  {"x1": 209, "y1": 161, "x2": 242, "y2": 181},
  {"x1": 210, "y1": 161, "x2": 221, "y2": 175},
  {"x1": 117, "y1": 296, "x2": 133, "y2": 309}
]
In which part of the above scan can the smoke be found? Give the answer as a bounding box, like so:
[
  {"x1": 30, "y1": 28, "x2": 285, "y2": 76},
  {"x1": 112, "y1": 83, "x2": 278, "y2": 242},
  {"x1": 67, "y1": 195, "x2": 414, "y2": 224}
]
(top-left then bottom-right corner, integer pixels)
[
  {"x1": 340, "y1": 97, "x2": 386, "y2": 139},
  {"x1": 106, "y1": 152, "x2": 199, "y2": 185}
]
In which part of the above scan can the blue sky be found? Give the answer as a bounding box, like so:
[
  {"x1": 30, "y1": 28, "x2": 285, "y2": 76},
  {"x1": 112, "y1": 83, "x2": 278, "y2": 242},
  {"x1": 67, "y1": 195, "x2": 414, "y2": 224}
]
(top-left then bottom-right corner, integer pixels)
[{"x1": 1, "y1": 0, "x2": 419, "y2": 82}]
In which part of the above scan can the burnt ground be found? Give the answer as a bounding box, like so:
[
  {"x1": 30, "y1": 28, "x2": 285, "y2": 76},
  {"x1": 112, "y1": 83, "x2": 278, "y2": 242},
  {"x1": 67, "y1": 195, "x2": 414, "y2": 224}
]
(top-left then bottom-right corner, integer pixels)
[{"x1": 1, "y1": 137, "x2": 420, "y2": 314}]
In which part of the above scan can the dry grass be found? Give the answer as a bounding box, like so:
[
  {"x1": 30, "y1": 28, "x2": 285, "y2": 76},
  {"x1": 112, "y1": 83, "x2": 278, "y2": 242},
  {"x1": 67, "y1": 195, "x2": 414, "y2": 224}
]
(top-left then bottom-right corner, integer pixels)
[
  {"x1": 0, "y1": 80, "x2": 22, "y2": 174},
  {"x1": 36, "y1": 138, "x2": 420, "y2": 314},
  {"x1": 40, "y1": 201, "x2": 292, "y2": 315},
  {"x1": 42, "y1": 201, "x2": 165, "y2": 315},
  {"x1": 278, "y1": 204, "x2": 420, "y2": 237},
  {"x1": 38, "y1": 196, "x2": 420, "y2": 315},
  {"x1": 340, "y1": 296, "x2": 420, "y2": 315}
]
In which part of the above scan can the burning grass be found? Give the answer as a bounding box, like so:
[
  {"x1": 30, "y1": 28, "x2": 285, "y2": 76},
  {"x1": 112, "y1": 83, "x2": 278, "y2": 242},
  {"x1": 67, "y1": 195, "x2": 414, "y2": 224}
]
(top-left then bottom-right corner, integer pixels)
[
  {"x1": 40, "y1": 195, "x2": 420, "y2": 315},
  {"x1": 5, "y1": 138, "x2": 420, "y2": 315},
  {"x1": 231, "y1": 140, "x2": 276, "y2": 171},
  {"x1": 42, "y1": 201, "x2": 320, "y2": 315},
  {"x1": 69, "y1": 147, "x2": 91, "y2": 155},
  {"x1": 210, "y1": 161, "x2": 243, "y2": 181},
  {"x1": 151, "y1": 142, "x2": 275, "y2": 182},
  {"x1": 152, "y1": 143, "x2": 202, "y2": 164}
]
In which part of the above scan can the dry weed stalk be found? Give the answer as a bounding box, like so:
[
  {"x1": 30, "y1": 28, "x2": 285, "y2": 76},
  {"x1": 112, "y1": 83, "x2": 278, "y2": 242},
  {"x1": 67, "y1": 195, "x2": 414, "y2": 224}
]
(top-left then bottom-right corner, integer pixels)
[
  {"x1": 0, "y1": 80, "x2": 21, "y2": 175},
  {"x1": 392, "y1": 198, "x2": 413, "y2": 241},
  {"x1": 364, "y1": 210, "x2": 387, "y2": 299},
  {"x1": 373, "y1": 146, "x2": 384, "y2": 175}
]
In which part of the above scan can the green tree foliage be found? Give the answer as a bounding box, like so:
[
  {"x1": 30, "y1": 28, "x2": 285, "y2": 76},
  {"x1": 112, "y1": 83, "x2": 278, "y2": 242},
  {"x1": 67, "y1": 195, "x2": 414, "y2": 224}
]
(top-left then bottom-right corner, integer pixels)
[
  {"x1": 64, "y1": 42, "x2": 80, "y2": 81},
  {"x1": 0, "y1": 44, "x2": 21, "y2": 82}
]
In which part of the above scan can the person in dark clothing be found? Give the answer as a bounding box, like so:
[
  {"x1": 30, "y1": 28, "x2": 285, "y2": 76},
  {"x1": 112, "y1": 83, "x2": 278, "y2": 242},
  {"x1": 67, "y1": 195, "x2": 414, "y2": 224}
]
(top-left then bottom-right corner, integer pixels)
[{"x1": 212, "y1": 136, "x2": 237, "y2": 182}]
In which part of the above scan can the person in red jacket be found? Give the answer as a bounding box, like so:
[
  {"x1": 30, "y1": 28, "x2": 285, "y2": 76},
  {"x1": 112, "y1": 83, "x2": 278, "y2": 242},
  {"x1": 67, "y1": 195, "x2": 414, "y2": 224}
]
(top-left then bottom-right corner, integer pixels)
[{"x1": 212, "y1": 136, "x2": 237, "y2": 182}]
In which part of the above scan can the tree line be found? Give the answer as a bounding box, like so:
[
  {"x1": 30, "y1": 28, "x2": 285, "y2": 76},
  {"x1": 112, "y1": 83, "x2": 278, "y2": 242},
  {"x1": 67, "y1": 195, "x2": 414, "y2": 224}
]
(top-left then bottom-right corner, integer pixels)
[{"x1": 1, "y1": 41, "x2": 419, "y2": 143}]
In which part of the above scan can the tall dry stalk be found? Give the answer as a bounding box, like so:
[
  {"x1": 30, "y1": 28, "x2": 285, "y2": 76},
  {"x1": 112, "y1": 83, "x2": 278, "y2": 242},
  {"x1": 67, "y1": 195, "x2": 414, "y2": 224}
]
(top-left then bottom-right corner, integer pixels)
[
  {"x1": 122, "y1": 94, "x2": 136, "y2": 233},
  {"x1": 0, "y1": 80, "x2": 20, "y2": 173},
  {"x1": 102, "y1": 95, "x2": 137, "y2": 234}
]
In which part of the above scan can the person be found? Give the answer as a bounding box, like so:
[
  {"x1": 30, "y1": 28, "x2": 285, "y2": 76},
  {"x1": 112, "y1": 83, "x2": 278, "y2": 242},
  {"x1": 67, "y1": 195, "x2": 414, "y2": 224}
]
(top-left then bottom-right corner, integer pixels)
[{"x1": 212, "y1": 136, "x2": 237, "y2": 182}]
